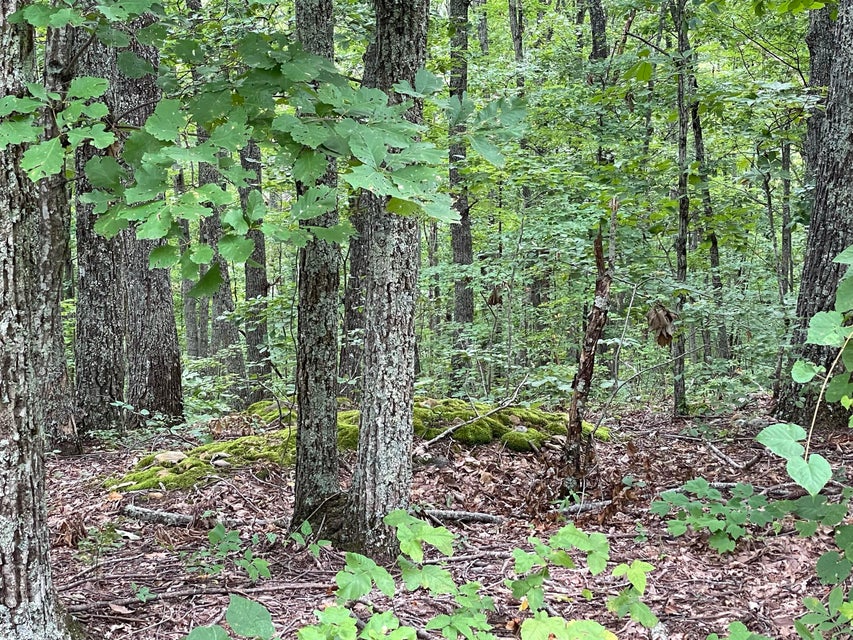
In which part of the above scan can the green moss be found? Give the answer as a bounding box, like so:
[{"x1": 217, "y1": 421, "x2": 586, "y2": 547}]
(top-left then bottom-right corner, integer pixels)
[
  {"x1": 452, "y1": 422, "x2": 493, "y2": 445},
  {"x1": 338, "y1": 423, "x2": 359, "y2": 450},
  {"x1": 501, "y1": 428, "x2": 549, "y2": 452}
]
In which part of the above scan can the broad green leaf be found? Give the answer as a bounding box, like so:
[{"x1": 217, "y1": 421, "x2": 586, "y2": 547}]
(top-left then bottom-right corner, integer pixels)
[
  {"x1": 225, "y1": 594, "x2": 275, "y2": 640},
  {"x1": 786, "y1": 454, "x2": 831, "y2": 496},
  {"x1": 188, "y1": 263, "x2": 222, "y2": 298},
  {"x1": 833, "y1": 245, "x2": 853, "y2": 265},
  {"x1": 209, "y1": 119, "x2": 252, "y2": 152},
  {"x1": 14, "y1": 4, "x2": 58, "y2": 27},
  {"x1": 807, "y1": 311, "x2": 849, "y2": 347},
  {"x1": 245, "y1": 189, "x2": 267, "y2": 222},
  {"x1": 791, "y1": 360, "x2": 820, "y2": 384},
  {"x1": 0, "y1": 95, "x2": 43, "y2": 117},
  {"x1": 218, "y1": 234, "x2": 255, "y2": 263},
  {"x1": 144, "y1": 99, "x2": 186, "y2": 141},
  {"x1": 21, "y1": 137, "x2": 64, "y2": 181},
  {"x1": 196, "y1": 183, "x2": 233, "y2": 207},
  {"x1": 85, "y1": 156, "x2": 126, "y2": 190},
  {"x1": 342, "y1": 164, "x2": 394, "y2": 194},
  {"x1": 0, "y1": 117, "x2": 43, "y2": 145},
  {"x1": 293, "y1": 149, "x2": 329, "y2": 185},
  {"x1": 185, "y1": 625, "x2": 230, "y2": 640},
  {"x1": 189, "y1": 245, "x2": 214, "y2": 265},
  {"x1": 468, "y1": 134, "x2": 505, "y2": 167},
  {"x1": 149, "y1": 244, "x2": 180, "y2": 269},
  {"x1": 415, "y1": 68, "x2": 444, "y2": 95},
  {"x1": 521, "y1": 611, "x2": 616, "y2": 640},
  {"x1": 67, "y1": 76, "x2": 109, "y2": 100},
  {"x1": 815, "y1": 551, "x2": 852, "y2": 585},
  {"x1": 756, "y1": 423, "x2": 805, "y2": 460},
  {"x1": 836, "y1": 273, "x2": 853, "y2": 312},
  {"x1": 95, "y1": 25, "x2": 131, "y2": 47},
  {"x1": 136, "y1": 210, "x2": 172, "y2": 240},
  {"x1": 93, "y1": 207, "x2": 129, "y2": 237},
  {"x1": 825, "y1": 372, "x2": 853, "y2": 403},
  {"x1": 117, "y1": 51, "x2": 155, "y2": 78},
  {"x1": 349, "y1": 131, "x2": 386, "y2": 169},
  {"x1": 336, "y1": 553, "x2": 381, "y2": 602},
  {"x1": 223, "y1": 208, "x2": 250, "y2": 235}
]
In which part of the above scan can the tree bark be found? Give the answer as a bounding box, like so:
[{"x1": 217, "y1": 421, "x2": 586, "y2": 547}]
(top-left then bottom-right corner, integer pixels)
[
  {"x1": 343, "y1": 0, "x2": 427, "y2": 559},
  {"x1": 804, "y1": 7, "x2": 834, "y2": 176},
  {"x1": 776, "y1": 1, "x2": 853, "y2": 429},
  {"x1": 240, "y1": 141, "x2": 272, "y2": 405},
  {"x1": 292, "y1": 0, "x2": 342, "y2": 529},
  {"x1": 120, "y1": 17, "x2": 183, "y2": 429},
  {"x1": 0, "y1": 2, "x2": 75, "y2": 635}
]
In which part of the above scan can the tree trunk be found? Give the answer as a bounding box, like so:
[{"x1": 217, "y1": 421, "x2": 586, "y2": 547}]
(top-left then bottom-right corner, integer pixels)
[
  {"x1": 119, "y1": 17, "x2": 183, "y2": 429},
  {"x1": 344, "y1": 0, "x2": 428, "y2": 559},
  {"x1": 804, "y1": 7, "x2": 835, "y2": 176},
  {"x1": 0, "y1": 4, "x2": 75, "y2": 635},
  {"x1": 776, "y1": 2, "x2": 853, "y2": 430},
  {"x1": 74, "y1": 39, "x2": 127, "y2": 434},
  {"x1": 671, "y1": 0, "x2": 689, "y2": 416},
  {"x1": 177, "y1": 173, "x2": 201, "y2": 358},
  {"x1": 240, "y1": 141, "x2": 272, "y2": 405},
  {"x1": 339, "y1": 202, "x2": 367, "y2": 398},
  {"x1": 449, "y1": 0, "x2": 474, "y2": 382},
  {"x1": 292, "y1": 0, "x2": 342, "y2": 529}
]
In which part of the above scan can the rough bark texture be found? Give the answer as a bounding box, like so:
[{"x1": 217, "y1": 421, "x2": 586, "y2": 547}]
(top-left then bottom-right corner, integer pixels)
[
  {"x1": 804, "y1": 7, "x2": 834, "y2": 176},
  {"x1": 292, "y1": 0, "x2": 342, "y2": 529},
  {"x1": 0, "y1": 3, "x2": 74, "y2": 635},
  {"x1": 343, "y1": 0, "x2": 427, "y2": 559},
  {"x1": 339, "y1": 204, "x2": 367, "y2": 397},
  {"x1": 449, "y1": 0, "x2": 474, "y2": 380},
  {"x1": 672, "y1": 0, "x2": 689, "y2": 416},
  {"x1": 240, "y1": 141, "x2": 271, "y2": 405},
  {"x1": 776, "y1": 2, "x2": 853, "y2": 429},
  {"x1": 41, "y1": 22, "x2": 77, "y2": 452},
  {"x1": 120, "y1": 18, "x2": 183, "y2": 429},
  {"x1": 587, "y1": 0, "x2": 608, "y2": 62},
  {"x1": 74, "y1": 39, "x2": 127, "y2": 433}
]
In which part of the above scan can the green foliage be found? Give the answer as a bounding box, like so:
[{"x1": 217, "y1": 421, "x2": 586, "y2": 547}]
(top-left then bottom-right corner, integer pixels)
[
  {"x1": 289, "y1": 520, "x2": 331, "y2": 558},
  {"x1": 756, "y1": 422, "x2": 832, "y2": 496},
  {"x1": 182, "y1": 523, "x2": 274, "y2": 583},
  {"x1": 650, "y1": 480, "x2": 783, "y2": 553}
]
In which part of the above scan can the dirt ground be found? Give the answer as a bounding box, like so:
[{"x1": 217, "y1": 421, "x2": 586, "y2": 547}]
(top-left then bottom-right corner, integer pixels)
[{"x1": 48, "y1": 397, "x2": 853, "y2": 639}]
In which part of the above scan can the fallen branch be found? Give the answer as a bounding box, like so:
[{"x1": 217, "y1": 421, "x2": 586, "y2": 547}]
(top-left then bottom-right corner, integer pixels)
[
  {"x1": 556, "y1": 500, "x2": 612, "y2": 515},
  {"x1": 422, "y1": 509, "x2": 504, "y2": 524}
]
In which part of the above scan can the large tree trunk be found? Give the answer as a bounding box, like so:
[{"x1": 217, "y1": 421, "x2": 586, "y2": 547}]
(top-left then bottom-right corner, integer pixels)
[
  {"x1": 74, "y1": 37, "x2": 127, "y2": 432},
  {"x1": 343, "y1": 0, "x2": 427, "y2": 559},
  {"x1": 0, "y1": 3, "x2": 75, "y2": 636},
  {"x1": 292, "y1": 0, "x2": 342, "y2": 529},
  {"x1": 804, "y1": 7, "x2": 835, "y2": 176},
  {"x1": 240, "y1": 141, "x2": 272, "y2": 405},
  {"x1": 776, "y1": 2, "x2": 853, "y2": 429},
  {"x1": 120, "y1": 17, "x2": 183, "y2": 429}
]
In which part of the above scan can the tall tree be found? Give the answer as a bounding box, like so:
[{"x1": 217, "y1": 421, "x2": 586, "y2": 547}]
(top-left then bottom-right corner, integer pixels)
[
  {"x1": 292, "y1": 0, "x2": 341, "y2": 528},
  {"x1": 240, "y1": 140, "x2": 272, "y2": 405},
  {"x1": 0, "y1": 0, "x2": 76, "y2": 634},
  {"x1": 776, "y1": 2, "x2": 853, "y2": 429},
  {"x1": 343, "y1": 0, "x2": 428, "y2": 558},
  {"x1": 449, "y1": 0, "x2": 474, "y2": 381},
  {"x1": 120, "y1": 17, "x2": 183, "y2": 429}
]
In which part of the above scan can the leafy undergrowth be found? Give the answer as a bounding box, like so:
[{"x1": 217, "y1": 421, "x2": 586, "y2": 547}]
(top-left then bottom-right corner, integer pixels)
[{"x1": 47, "y1": 396, "x2": 849, "y2": 639}]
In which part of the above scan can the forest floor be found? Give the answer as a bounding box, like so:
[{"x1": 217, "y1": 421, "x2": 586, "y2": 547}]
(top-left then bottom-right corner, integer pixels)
[{"x1": 48, "y1": 396, "x2": 853, "y2": 640}]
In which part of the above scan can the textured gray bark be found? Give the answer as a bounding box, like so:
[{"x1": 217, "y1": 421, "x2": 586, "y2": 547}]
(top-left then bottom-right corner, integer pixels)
[
  {"x1": 240, "y1": 141, "x2": 271, "y2": 405},
  {"x1": 344, "y1": 0, "x2": 427, "y2": 559},
  {"x1": 119, "y1": 18, "x2": 183, "y2": 429},
  {"x1": 804, "y1": 7, "x2": 834, "y2": 176},
  {"x1": 776, "y1": 1, "x2": 853, "y2": 429},
  {"x1": 0, "y1": 3, "x2": 74, "y2": 635},
  {"x1": 292, "y1": 0, "x2": 342, "y2": 528},
  {"x1": 449, "y1": 0, "x2": 474, "y2": 380},
  {"x1": 74, "y1": 35, "x2": 126, "y2": 432}
]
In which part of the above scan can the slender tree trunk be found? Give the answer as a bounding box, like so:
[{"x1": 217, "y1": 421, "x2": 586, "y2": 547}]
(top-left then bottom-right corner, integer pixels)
[
  {"x1": 340, "y1": 203, "x2": 367, "y2": 397},
  {"x1": 776, "y1": 2, "x2": 853, "y2": 429},
  {"x1": 240, "y1": 141, "x2": 272, "y2": 405},
  {"x1": 0, "y1": 3, "x2": 75, "y2": 635},
  {"x1": 804, "y1": 7, "x2": 835, "y2": 176},
  {"x1": 292, "y1": 0, "x2": 342, "y2": 529},
  {"x1": 449, "y1": 0, "x2": 474, "y2": 381},
  {"x1": 671, "y1": 0, "x2": 689, "y2": 416},
  {"x1": 344, "y1": 0, "x2": 428, "y2": 559},
  {"x1": 177, "y1": 172, "x2": 200, "y2": 358}
]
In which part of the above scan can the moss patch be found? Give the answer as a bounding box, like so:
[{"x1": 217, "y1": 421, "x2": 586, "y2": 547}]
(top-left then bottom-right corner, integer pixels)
[{"x1": 109, "y1": 399, "x2": 608, "y2": 491}]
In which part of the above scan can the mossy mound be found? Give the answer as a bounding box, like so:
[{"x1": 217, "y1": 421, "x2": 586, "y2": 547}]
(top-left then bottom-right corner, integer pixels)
[{"x1": 106, "y1": 429, "x2": 295, "y2": 492}]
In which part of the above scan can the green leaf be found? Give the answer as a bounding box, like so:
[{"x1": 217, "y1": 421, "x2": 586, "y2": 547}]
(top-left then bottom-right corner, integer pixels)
[
  {"x1": 293, "y1": 149, "x2": 329, "y2": 185},
  {"x1": 209, "y1": 119, "x2": 252, "y2": 152},
  {"x1": 218, "y1": 234, "x2": 255, "y2": 263},
  {"x1": 756, "y1": 423, "x2": 806, "y2": 460},
  {"x1": 468, "y1": 134, "x2": 505, "y2": 167},
  {"x1": 85, "y1": 156, "x2": 126, "y2": 190},
  {"x1": 825, "y1": 372, "x2": 853, "y2": 403},
  {"x1": 117, "y1": 51, "x2": 156, "y2": 78},
  {"x1": 415, "y1": 68, "x2": 444, "y2": 95},
  {"x1": 21, "y1": 137, "x2": 64, "y2": 181},
  {"x1": 223, "y1": 208, "x2": 250, "y2": 235},
  {"x1": 149, "y1": 244, "x2": 179, "y2": 269},
  {"x1": 93, "y1": 207, "x2": 129, "y2": 237},
  {"x1": 185, "y1": 625, "x2": 230, "y2": 640},
  {"x1": 144, "y1": 99, "x2": 186, "y2": 141},
  {"x1": 807, "y1": 311, "x2": 849, "y2": 347},
  {"x1": 349, "y1": 131, "x2": 386, "y2": 169},
  {"x1": 336, "y1": 553, "x2": 383, "y2": 602},
  {"x1": 0, "y1": 117, "x2": 43, "y2": 145},
  {"x1": 791, "y1": 360, "x2": 820, "y2": 384},
  {"x1": 815, "y1": 551, "x2": 852, "y2": 585},
  {"x1": 189, "y1": 263, "x2": 222, "y2": 298},
  {"x1": 225, "y1": 595, "x2": 275, "y2": 640},
  {"x1": 67, "y1": 76, "x2": 110, "y2": 100},
  {"x1": 136, "y1": 209, "x2": 172, "y2": 240},
  {"x1": 0, "y1": 95, "x2": 43, "y2": 117},
  {"x1": 786, "y1": 454, "x2": 831, "y2": 496}
]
